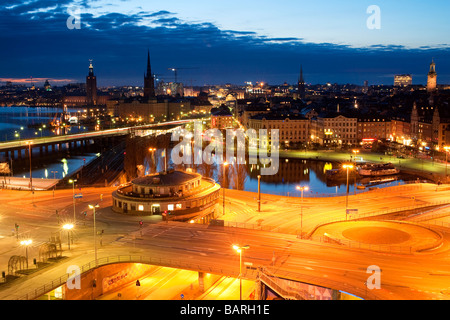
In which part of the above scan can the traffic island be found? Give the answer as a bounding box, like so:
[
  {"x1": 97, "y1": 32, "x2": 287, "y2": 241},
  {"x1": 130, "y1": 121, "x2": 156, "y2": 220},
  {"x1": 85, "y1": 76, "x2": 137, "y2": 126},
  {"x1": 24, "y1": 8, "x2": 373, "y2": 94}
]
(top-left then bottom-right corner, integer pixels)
[{"x1": 311, "y1": 220, "x2": 444, "y2": 254}]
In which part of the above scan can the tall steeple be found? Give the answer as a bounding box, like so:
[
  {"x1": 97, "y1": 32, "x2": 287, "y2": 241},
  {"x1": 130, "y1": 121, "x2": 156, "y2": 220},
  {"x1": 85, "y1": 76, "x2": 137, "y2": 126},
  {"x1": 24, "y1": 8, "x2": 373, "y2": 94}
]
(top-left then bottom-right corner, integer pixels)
[
  {"x1": 298, "y1": 65, "x2": 305, "y2": 100},
  {"x1": 146, "y1": 50, "x2": 151, "y2": 78},
  {"x1": 144, "y1": 50, "x2": 155, "y2": 100}
]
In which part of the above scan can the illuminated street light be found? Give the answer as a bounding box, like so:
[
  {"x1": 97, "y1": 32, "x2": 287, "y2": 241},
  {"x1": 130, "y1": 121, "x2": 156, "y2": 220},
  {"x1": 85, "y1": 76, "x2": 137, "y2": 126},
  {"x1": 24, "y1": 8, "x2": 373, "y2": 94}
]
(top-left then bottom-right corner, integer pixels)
[
  {"x1": 63, "y1": 223, "x2": 74, "y2": 250},
  {"x1": 342, "y1": 164, "x2": 354, "y2": 219},
  {"x1": 444, "y1": 146, "x2": 450, "y2": 180},
  {"x1": 257, "y1": 175, "x2": 261, "y2": 212},
  {"x1": 232, "y1": 244, "x2": 250, "y2": 300},
  {"x1": 296, "y1": 185, "x2": 309, "y2": 238},
  {"x1": 25, "y1": 141, "x2": 33, "y2": 190},
  {"x1": 222, "y1": 161, "x2": 228, "y2": 215},
  {"x1": 352, "y1": 149, "x2": 360, "y2": 163},
  {"x1": 20, "y1": 239, "x2": 32, "y2": 269},
  {"x1": 88, "y1": 204, "x2": 100, "y2": 267},
  {"x1": 68, "y1": 179, "x2": 77, "y2": 223}
]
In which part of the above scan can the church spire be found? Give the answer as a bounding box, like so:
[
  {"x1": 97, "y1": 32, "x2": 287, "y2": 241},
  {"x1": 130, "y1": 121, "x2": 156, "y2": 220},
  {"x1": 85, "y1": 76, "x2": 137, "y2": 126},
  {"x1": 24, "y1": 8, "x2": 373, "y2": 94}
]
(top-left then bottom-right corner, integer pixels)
[
  {"x1": 298, "y1": 65, "x2": 305, "y2": 100},
  {"x1": 299, "y1": 65, "x2": 304, "y2": 83},
  {"x1": 144, "y1": 49, "x2": 155, "y2": 99},
  {"x1": 146, "y1": 50, "x2": 152, "y2": 78}
]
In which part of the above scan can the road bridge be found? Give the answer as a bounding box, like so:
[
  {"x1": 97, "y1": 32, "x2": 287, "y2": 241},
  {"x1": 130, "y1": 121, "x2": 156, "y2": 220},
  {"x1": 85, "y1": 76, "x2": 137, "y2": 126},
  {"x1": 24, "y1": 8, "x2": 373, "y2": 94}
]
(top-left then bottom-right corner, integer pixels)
[{"x1": 0, "y1": 119, "x2": 195, "y2": 162}]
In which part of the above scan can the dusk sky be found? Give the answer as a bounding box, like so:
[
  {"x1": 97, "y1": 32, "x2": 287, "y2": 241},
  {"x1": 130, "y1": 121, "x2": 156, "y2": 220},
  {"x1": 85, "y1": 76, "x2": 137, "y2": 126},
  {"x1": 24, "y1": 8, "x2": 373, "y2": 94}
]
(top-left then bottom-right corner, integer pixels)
[{"x1": 1, "y1": 0, "x2": 449, "y2": 87}]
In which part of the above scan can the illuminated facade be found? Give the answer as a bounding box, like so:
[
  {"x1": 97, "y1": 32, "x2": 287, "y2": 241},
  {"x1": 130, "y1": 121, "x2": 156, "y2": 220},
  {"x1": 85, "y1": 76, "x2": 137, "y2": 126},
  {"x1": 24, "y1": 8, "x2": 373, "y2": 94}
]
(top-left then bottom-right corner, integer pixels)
[
  {"x1": 390, "y1": 118, "x2": 411, "y2": 145},
  {"x1": 311, "y1": 113, "x2": 358, "y2": 146},
  {"x1": 357, "y1": 116, "x2": 391, "y2": 141},
  {"x1": 211, "y1": 105, "x2": 233, "y2": 129},
  {"x1": 394, "y1": 74, "x2": 412, "y2": 87},
  {"x1": 248, "y1": 113, "x2": 309, "y2": 146}
]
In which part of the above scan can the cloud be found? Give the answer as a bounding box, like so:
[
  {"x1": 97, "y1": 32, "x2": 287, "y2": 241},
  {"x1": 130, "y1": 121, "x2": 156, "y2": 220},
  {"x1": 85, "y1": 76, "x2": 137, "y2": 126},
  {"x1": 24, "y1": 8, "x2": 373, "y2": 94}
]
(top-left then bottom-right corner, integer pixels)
[
  {"x1": 0, "y1": 78, "x2": 77, "y2": 84},
  {"x1": 0, "y1": 0, "x2": 449, "y2": 86}
]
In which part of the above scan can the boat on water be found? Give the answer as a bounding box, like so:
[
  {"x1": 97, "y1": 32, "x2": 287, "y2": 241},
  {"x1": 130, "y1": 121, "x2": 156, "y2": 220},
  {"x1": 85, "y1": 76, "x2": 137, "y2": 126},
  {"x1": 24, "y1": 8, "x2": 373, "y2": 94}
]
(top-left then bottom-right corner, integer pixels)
[{"x1": 357, "y1": 163, "x2": 400, "y2": 177}]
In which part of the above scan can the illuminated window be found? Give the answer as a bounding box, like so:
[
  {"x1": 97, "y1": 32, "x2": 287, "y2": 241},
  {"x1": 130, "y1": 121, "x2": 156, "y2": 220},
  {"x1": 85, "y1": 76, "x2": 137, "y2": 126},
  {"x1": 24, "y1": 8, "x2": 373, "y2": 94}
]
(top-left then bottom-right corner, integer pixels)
[
  {"x1": 176, "y1": 204, "x2": 182, "y2": 209},
  {"x1": 138, "y1": 205, "x2": 144, "y2": 211},
  {"x1": 168, "y1": 204, "x2": 174, "y2": 211}
]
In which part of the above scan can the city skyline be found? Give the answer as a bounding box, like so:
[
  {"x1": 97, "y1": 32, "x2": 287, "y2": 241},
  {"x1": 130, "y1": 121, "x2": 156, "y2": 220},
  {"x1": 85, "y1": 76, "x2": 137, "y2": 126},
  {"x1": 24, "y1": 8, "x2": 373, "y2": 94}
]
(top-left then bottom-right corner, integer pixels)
[{"x1": 0, "y1": 1, "x2": 449, "y2": 86}]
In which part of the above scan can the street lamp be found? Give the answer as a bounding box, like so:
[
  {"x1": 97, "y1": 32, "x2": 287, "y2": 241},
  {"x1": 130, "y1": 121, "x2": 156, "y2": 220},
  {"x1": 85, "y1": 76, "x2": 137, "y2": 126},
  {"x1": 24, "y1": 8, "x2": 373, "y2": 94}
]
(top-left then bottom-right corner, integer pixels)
[
  {"x1": 63, "y1": 223, "x2": 74, "y2": 250},
  {"x1": 343, "y1": 164, "x2": 354, "y2": 219},
  {"x1": 69, "y1": 179, "x2": 77, "y2": 223},
  {"x1": 25, "y1": 141, "x2": 33, "y2": 190},
  {"x1": 88, "y1": 204, "x2": 100, "y2": 267},
  {"x1": 352, "y1": 149, "x2": 360, "y2": 163},
  {"x1": 232, "y1": 244, "x2": 250, "y2": 300},
  {"x1": 222, "y1": 161, "x2": 228, "y2": 215},
  {"x1": 257, "y1": 175, "x2": 261, "y2": 212},
  {"x1": 444, "y1": 146, "x2": 450, "y2": 181},
  {"x1": 296, "y1": 185, "x2": 309, "y2": 238},
  {"x1": 20, "y1": 239, "x2": 32, "y2": 269}
]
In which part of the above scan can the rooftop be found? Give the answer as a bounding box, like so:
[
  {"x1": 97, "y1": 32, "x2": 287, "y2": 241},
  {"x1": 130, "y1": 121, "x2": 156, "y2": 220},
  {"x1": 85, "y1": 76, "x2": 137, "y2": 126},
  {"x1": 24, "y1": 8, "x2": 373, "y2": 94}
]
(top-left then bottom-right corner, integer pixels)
[{"x1": 132, "y1": 170, "x2": 200, "y2": 187}]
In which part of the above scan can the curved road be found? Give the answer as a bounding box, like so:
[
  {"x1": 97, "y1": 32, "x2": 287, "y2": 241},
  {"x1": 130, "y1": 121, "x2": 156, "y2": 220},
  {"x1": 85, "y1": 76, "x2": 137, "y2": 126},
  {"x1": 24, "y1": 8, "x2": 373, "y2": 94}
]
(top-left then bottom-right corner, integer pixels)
[{"x1": 1, "y1": 184, "x2": 450, "y2": 300}]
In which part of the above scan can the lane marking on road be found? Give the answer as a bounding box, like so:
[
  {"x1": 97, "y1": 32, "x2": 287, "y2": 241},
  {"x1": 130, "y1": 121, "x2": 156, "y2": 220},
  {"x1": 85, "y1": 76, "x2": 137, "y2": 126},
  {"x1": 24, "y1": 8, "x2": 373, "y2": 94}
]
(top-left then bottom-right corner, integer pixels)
[{"x1": 402, "y1": 275, "x2": 423, "y2": 279}]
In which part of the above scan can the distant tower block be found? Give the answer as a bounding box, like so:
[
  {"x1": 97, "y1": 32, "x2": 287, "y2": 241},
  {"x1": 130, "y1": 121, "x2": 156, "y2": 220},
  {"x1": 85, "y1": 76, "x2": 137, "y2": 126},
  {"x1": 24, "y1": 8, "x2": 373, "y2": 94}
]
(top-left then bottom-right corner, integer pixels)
[{"x1": 427, "y1": 59, "x2": 437, "y2": 93}]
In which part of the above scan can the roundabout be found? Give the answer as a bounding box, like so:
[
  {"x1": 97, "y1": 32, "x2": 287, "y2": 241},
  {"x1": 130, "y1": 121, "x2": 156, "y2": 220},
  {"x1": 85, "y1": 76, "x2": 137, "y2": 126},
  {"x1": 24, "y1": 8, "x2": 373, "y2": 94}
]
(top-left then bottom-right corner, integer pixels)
[{"x1": 311, "y1": 220, "x2": 444, "y2": 254}]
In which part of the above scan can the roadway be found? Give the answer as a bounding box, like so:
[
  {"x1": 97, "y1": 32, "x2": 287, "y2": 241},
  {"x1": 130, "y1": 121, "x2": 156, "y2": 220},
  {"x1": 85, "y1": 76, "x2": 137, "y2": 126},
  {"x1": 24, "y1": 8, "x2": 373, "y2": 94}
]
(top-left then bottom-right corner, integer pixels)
[{"x1": 1, "y1": 184, "x2": 450, "y2": 300}]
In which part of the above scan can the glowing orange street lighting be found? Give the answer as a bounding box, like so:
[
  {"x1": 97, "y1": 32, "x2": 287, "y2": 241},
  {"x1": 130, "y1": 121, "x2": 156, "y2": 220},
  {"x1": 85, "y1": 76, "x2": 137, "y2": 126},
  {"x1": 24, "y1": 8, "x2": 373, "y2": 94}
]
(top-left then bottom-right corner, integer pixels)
[
  {"x1": 63, "y1": 223, "x2": 74, "y2": 250},
  {"x1": 296, "y1": 185, "x2": 309, "y2": 239},
  {"x1": 352, "y1": 149, "x2": 360, "y2": 163},
  {"x1": 232, "y1": 244, "x2": 250, "y2": 300},
  {"x1": 342, "y1": 164, "x2": 354, "y2": 218},
  {"x1": 222, "y1": 161, "x2": 229, "y2": 215},
  {"x1": 444, "y1": 146, "x2": 450, "y2": 179},
  {"x1": 25, "y1": 141, "x2": 33, "y2": 190}
]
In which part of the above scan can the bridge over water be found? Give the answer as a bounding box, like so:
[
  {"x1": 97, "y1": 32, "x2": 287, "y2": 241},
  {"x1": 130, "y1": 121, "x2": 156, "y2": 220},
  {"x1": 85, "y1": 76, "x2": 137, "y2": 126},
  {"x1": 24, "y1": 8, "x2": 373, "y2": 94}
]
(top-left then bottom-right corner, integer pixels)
[{"x1": 0, "y1": 119, "x2": 194, "y2": 162}]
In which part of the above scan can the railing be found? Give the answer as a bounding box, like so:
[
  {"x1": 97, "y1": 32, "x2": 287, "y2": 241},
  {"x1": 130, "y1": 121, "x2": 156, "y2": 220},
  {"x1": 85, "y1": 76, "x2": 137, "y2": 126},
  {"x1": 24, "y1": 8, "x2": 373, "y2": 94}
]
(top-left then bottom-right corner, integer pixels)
[
  {"x1": 16, "y1": 255, "x2": 249, "y2": 301},
  {"x1": 16, "y1": 253, "x2": 378, "y2": 301},
  {"x1": 258, "y1": 272, "x2": 314, "y2": 300},
  {"x1": 0, "y1": 118, "x2": 199, "y2": 150},
  {"x1": 260, "y1": 267, "x2": 381, "y2": 300},
  {"x1": 309, "y1": 198, "x2": 450, "y2": 231},
  {"x1": 223, "y1": 221, "x2": 300, "y2": 235}
]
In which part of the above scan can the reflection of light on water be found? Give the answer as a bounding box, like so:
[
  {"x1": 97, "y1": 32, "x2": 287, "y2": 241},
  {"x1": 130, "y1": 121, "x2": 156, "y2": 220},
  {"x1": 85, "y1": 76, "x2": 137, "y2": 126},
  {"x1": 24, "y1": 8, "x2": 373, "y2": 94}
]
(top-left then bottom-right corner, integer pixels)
[
  {"x1": 45, "y1": 169, "x2": 48, "y2": 178},
  {"x1": 323, "y1": 162, "x2": 333, "y2": 173},
  {"x1": 61, "y1": 158, "x2": 68, "y2": 175}
]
